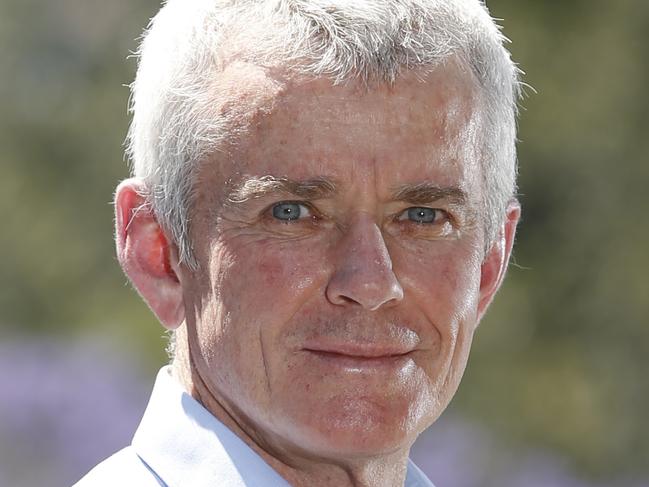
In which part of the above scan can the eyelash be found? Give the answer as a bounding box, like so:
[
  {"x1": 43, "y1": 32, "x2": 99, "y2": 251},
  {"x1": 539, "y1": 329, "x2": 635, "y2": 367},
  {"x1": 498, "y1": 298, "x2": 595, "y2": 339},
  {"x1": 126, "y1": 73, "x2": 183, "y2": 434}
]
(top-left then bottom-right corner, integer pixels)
[
  {"x1": 265, "y1": 201, "x2": 449, "y2": 227},
  {"x1": 266, "y1": 201, "x2": 318, "y2": 223},
  {"x1": 396, "y1": 207, "x2": 447, "y2": 225}
]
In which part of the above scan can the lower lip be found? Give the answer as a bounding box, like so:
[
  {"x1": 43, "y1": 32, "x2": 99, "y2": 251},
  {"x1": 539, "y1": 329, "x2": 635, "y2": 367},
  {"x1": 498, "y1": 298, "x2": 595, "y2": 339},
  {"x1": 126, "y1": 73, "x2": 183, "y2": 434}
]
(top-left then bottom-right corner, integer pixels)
[{"x1": 304, "y1": 350, "x2": 413, "y2": 371}]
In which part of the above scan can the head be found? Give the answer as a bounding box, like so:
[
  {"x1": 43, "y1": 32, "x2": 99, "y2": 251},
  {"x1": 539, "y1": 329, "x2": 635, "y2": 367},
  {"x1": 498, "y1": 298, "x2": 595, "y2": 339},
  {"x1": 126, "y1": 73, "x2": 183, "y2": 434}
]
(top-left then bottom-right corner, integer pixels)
[{"x1": 116, "y1": 0, "x2": 521, "y2": 471}]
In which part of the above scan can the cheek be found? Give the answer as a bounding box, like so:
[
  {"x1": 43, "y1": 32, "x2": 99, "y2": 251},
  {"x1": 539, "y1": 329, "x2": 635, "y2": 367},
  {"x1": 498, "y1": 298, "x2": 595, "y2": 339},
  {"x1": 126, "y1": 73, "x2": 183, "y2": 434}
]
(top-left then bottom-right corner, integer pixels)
[
  {"x1": 192, "y1": 240, "x2": 327, "y2": 409},
  {"x1": 255, "y1": 251, "x2": 317, "y2": 292},
  {"x1": 228, "y1": 239, "x2": 323, "y2": 305},
  {"x1": 394, "y1": 244, "x2": 482, "y2": 407},
  {"x1": 397, "y1": 243, "x2": 482, "y2": 330},
  {"x1": 208, "y1": 238, "x2": 328, "y2": 357}
]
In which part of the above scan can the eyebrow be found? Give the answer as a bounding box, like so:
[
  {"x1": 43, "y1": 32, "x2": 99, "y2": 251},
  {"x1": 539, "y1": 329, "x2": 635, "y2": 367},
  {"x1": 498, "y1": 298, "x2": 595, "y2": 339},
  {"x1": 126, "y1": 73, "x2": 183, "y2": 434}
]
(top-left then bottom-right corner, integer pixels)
[
  {"x1": 226, "y1": 175, "x2": 468, "y2": 207},
  {"x1": 227, "y1": 175, "x2": 338, "y2": 204},
  {"x1": 392, "y1": 183, "x2": 468, "y2": 206}
]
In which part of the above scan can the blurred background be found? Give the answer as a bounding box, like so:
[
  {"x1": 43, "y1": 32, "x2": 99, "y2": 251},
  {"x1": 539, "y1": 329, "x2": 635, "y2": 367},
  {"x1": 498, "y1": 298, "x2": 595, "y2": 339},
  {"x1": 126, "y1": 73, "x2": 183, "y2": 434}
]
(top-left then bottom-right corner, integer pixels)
[{"x1": 1, "y1": 0, "x2": 647, "y2": 485}]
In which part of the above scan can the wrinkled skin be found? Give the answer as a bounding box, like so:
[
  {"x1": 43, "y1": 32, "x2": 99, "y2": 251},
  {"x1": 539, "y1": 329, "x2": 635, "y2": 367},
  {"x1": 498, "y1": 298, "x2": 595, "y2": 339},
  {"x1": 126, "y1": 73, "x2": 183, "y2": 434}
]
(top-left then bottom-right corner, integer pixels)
[{"x1": 116, "y1": 59, "x2": 519, "y2": 487}]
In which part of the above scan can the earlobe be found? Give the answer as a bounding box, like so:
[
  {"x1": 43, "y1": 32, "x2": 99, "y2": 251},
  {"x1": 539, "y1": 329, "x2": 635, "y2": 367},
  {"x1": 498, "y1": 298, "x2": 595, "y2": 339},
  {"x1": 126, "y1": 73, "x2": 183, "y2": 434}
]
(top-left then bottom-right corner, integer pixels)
[
  {"x1": 114, "y1": 178, "x2": 185, "y2": 329},
  {"x1": 476, "y1": 201, "x2": 521, "y2": 322}
]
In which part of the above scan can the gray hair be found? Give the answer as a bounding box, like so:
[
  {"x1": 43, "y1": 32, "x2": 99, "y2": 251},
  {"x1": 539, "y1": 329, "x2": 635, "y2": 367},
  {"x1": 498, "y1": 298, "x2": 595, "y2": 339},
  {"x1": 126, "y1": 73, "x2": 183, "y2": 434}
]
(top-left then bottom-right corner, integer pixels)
[{"x1": 127, "y1": 0, "x2": 522, "y2": 269}]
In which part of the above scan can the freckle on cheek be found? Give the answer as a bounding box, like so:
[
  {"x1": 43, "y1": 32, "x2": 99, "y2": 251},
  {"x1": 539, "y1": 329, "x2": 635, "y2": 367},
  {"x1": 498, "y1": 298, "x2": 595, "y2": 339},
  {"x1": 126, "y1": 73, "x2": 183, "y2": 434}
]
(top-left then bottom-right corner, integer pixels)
[
  {"x1": 257, "y1": 257, "x2": 286, "y2": 284},
  {"x1": 441, "y1": 263, "x2": 459, "y2": 290}
]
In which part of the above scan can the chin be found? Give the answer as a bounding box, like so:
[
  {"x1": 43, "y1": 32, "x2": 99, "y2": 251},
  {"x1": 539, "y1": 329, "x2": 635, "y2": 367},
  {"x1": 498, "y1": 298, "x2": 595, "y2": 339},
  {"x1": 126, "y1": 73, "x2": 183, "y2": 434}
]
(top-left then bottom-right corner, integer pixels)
[{"x1": 279, "y1": 394, "x2": 425, "y2": 460}]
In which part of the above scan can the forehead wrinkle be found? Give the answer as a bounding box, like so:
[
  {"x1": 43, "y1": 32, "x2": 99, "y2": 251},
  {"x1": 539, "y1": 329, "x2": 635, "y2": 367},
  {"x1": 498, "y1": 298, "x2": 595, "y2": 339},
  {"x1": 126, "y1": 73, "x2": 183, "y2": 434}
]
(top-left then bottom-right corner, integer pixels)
[{"x1": 226, "y1": 175, "x2": 338, "y2": 204}]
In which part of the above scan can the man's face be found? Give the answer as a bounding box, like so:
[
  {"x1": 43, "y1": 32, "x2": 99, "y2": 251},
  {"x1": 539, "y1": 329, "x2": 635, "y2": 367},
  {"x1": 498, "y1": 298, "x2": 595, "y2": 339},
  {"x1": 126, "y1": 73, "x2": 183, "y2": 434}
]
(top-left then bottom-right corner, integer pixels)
[{"x1": 180, "y1": 61, "x2": 489, "y2": 461}]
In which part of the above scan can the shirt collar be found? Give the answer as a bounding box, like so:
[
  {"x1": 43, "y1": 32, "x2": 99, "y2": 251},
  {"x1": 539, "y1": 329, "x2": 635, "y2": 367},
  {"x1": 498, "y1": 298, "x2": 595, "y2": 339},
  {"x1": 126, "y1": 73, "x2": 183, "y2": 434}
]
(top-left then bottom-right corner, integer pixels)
[
  {"x1": 132, "y1": 366, "x2": 434, "y2": 487},
  {"x1": 132, "y1": 366, "x2": 291, "y2": 487}
]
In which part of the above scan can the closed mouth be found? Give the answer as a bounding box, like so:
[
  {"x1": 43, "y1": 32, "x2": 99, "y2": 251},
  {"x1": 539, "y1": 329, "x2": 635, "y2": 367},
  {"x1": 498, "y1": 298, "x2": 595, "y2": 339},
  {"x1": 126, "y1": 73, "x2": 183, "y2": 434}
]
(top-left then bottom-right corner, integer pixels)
[{"x1": 303, "y1": 349, "x2": 412, "y2": 359}]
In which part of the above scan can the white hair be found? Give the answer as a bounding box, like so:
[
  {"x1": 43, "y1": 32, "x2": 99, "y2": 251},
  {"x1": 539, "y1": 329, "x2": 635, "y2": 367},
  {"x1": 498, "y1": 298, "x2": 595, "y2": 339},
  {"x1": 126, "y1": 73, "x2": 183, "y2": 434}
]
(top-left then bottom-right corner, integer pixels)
[{"x1": 127, "y1": 0, "x2": 522, "y2": 268}]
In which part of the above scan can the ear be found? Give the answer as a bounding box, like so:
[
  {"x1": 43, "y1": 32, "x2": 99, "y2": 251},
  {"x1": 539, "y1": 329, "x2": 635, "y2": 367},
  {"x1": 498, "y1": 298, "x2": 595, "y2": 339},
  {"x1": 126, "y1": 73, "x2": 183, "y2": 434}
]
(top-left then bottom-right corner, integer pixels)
[
  {"x1": 476, "y1": 200, "x2": 521, "y2": 322},
  {"x1": 114, "y1": 178, "x2": 185, "y2": 329}
]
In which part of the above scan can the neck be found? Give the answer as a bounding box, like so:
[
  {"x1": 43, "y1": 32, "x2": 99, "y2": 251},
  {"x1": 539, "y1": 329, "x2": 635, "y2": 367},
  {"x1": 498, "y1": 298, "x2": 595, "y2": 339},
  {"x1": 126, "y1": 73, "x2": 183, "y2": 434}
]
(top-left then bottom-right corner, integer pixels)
[{"x1": 172, "y1": 331, "x2": 411, "y2": 487}]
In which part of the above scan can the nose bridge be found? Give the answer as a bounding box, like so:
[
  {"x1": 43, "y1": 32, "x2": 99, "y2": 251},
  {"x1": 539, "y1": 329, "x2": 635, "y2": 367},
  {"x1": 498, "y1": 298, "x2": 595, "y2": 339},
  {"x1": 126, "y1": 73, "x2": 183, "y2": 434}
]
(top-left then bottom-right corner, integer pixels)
[
  {"x1": 326, "y1": 213, "x2": 404, "y2": 310},
  {"x1": 353, "y1": 216, "x2": 393, "y2": 271}
]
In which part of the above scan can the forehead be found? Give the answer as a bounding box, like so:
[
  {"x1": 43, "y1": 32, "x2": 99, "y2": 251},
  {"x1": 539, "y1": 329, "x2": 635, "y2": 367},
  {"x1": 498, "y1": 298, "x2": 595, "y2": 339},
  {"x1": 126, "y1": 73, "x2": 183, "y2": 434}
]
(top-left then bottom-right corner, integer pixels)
[{"x1": 208, "y1": 59, "x2": 482, "y2": 193}]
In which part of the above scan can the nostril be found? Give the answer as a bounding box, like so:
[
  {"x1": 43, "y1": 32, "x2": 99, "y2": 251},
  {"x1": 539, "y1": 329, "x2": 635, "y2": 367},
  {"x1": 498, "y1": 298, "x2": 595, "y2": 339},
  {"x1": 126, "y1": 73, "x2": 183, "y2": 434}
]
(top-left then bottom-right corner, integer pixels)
[{"x1": 336, "y1": 295, "x2": 358, "y2": 306}]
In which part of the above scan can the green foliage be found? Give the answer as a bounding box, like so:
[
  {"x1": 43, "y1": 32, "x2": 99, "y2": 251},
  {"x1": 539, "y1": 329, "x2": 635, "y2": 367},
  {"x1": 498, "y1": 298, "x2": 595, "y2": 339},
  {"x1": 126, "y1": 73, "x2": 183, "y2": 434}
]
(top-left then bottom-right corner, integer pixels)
[
  {"x1": 1, "y1": 0, "x2": 647, "y2": 480},
  {"x1": 460, "y1": 0, "x2": 649, "y2": 478},
  {"x1": 0, "y1": 0, "x2": 167, "y2": 364}
]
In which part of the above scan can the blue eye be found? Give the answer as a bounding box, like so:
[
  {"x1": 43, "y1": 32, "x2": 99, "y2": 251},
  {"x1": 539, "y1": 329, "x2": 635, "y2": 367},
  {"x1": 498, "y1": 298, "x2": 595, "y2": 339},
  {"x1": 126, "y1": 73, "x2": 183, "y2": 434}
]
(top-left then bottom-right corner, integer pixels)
[
  {"x1": 400, "y1": 207, "x2": 439, "y2": 224},
  {"x1": 272, "y1": 202, "x2": 311, "y2": 221}
]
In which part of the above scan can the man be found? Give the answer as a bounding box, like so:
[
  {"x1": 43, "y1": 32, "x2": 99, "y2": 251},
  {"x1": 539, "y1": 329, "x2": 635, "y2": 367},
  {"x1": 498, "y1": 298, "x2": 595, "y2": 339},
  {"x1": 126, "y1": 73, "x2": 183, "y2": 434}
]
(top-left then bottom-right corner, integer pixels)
[{"x1": 76, "y1": 0, "x2": 521, "y2": 485}]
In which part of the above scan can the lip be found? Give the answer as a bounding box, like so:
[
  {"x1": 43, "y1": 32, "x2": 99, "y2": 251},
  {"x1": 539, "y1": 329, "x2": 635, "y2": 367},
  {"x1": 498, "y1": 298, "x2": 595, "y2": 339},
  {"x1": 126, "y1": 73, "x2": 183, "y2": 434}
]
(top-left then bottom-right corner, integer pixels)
[
  {"x1": 301, "y1": 340, "x2": 417, "y2": 370},
  {"x1": 303, "y1": 349, "x2": 414, "y2": 371},
  {"x1": 303, "y1": 345, "x2": 413, "y2": 358}
]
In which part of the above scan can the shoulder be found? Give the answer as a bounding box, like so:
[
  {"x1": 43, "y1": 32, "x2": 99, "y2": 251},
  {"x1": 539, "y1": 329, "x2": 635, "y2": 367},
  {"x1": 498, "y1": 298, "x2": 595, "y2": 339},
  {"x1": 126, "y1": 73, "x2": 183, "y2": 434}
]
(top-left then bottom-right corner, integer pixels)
[{"x1": 73, "y1": 446, "x2": 166, "y2": 487}]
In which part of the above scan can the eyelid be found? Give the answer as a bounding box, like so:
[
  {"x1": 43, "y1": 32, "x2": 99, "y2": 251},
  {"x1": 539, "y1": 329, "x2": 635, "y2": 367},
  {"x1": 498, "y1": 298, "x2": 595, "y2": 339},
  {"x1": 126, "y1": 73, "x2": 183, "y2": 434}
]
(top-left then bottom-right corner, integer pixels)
[
  {"x1": 266, "y1": 200, "x2": 316, "y2": 221},
  {"x1": 395, "y1": 206, "x2": 449, "y2": 223}
]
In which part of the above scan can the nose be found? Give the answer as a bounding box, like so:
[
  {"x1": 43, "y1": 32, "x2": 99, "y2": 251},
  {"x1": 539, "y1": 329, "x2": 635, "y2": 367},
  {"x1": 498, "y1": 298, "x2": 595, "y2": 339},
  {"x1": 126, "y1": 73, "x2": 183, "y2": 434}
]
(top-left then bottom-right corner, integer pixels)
[{"x1": 326, "y1": 214, "x2": 404, "y2": 311}]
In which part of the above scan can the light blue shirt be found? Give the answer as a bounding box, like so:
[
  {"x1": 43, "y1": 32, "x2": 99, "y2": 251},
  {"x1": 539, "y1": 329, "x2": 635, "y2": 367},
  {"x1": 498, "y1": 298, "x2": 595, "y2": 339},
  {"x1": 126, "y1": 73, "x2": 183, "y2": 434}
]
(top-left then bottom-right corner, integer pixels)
[{"x1": 74, "y1": 366, "x2": 435, "y2": 487}]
